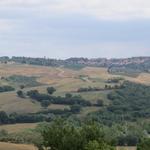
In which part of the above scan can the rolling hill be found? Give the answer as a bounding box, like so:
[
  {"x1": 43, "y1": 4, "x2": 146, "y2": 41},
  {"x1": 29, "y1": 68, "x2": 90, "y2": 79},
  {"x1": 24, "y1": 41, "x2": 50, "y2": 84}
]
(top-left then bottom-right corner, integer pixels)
[
  {"x1": 0, "y1": 58, "x2": 149, "y2": 150},
  {"x1": 0, "y1": 62, "x2": 149, "y2": 115}
]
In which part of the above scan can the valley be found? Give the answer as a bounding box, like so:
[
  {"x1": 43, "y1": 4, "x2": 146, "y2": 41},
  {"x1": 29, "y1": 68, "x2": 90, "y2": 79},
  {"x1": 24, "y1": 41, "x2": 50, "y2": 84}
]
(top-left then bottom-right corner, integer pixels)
[{"x1": 0, "y1": 58, "x2": 149, "y2": 150}]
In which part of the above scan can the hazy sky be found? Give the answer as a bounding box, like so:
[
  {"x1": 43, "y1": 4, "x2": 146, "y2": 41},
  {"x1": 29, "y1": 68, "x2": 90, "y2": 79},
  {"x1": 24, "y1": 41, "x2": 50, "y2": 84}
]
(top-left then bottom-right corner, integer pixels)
[{"x1": 0, "y1": 0, "x2": 150, "y2": 58}]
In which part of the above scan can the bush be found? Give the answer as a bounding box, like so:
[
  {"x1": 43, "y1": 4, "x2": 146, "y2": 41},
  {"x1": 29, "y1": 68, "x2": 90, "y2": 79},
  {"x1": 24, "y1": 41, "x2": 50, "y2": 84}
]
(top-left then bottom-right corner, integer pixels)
[
  {"x1": 0, "y1": 86, "x2": 15, "y2": 93},
  {"x1": 65, "y1": 93, "x2": 72, "y2": 98},
  {"x1": 47, "y1": 87, "x2": 56, "y2": 95},
  {"x1": 96, "y1": 100, "x2": 104, "y2": 107},
  {"x1": 85, "y1": 140, "x2": 115, "y2": 150},
  {"x1": 70, "y1": 105, "x2": 82, "y2": 114},
  {"x1": 26, "y1": 89, "x2": 91, "y2": 107},
  {"x1": 8, "y1": 75, "x2": 41, "y2": 87},
  {"x1": 41, "y1": 100, "x2": 51, "y2": 108},
  {"x1": 17, "y1": 90, "x2": 25, "y2": 98},
  {"x1": 0, "y1": 111, "x2": 9, "y2": 124},
  {"x1": 137, "y1": 138, "x2": 150, "y2": 150},
  {"x1": 40, "y1": 119, "x2": 115, "y2": 150}
]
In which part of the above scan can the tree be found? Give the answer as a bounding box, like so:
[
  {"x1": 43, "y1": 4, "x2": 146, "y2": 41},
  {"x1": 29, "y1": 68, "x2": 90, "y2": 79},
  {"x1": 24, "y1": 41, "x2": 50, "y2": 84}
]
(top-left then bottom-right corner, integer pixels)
[
  {"x1": 40, "y1": 119, "x2": 115, "y2": 150},
  {"x1": 65, "y1": 93, "x2": 72, "y2": 98},
  {"x1": 17, "y1": 90, "x2": 25, "y2": 98},
  {"x1": 85, "y1": 140, "x2": 100, "y2": 150},
  {"x1": 118, "y1": 135, "x2": 139, "y2": 146},
  {"x1": 0, "y1": 86, "x2": 15, "y2": 93},
  {"x1": 137, "y1": 138, "x2": 150, "y2": 150},
  {"x1": 27, "y1": 90, "x2": 39, "y2": 99},
  {"x1": 20, "y1": 85, "x2": 25, "y2": 89},
  {"x1": 105, "y1": 85, "x2": 108, "y2": 89},
  {"x1": 0, "y1": 129, "x2": 8, "y2": 136},
  {"x1": 85, "y1": 140, "x2": 115, "y2": 150},
  {"x1": 96, "y1": 99, "x2": 104, "y2": 107},
  {"x1": 47, "y1": 87, "x2": 56, "y2": 95},
  {"x1": 41, "y1": 100, "x2": 50, "y2": 108},
  {"x1": 0, "y1": 111, "x2": 9, "y2": 124},
  {"x1": 70, "y1": 104, "x2": 82, "y2": 113},
  {"x1": 41, "y1": 119, "x2": 82, "y2": 150}
]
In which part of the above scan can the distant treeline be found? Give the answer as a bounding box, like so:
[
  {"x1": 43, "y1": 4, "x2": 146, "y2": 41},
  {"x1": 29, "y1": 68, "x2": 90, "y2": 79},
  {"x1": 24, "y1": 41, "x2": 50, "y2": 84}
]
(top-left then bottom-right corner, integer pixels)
[
  {"x1": 0, "y1": 106, "x2": 82, "y2": 124},
  {"x1": 0, "y1": 86, "x2": 15, "y2": 93},
  {"x1": 0, "y1": 110, "x2": 73, "y2": 124},
  {"x1": 0, "y1": 111, "x2": 47, "y2": 124},
  {"x1": 77, "y1": 84, "x2": 122, "y2": 93},
  {"x1": 106, "y1": 77, "x2": 124, "y2": 83},
  {"x1": 108, "y1": 60, "x2": 150, "y2": 75},
  {"x1": 0, "y1": 56, "x2": 150, "y2": 73},
  {"x1": 17, "y1": 87, "x2": 92, "y2": 107}
]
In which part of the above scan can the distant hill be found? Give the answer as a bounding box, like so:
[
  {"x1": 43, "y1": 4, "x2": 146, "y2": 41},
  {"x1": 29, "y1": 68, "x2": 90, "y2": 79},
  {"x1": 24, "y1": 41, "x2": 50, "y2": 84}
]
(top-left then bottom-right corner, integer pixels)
[{"x1": 0, "y1": 56, "x2": 150, "y2": 74}]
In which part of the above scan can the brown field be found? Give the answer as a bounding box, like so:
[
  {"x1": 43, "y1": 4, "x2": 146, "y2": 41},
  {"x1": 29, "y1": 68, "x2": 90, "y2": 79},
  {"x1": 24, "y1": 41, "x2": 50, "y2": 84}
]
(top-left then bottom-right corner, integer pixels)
[
  {"x1": 0, "y1": 63, "x2": 149, "y2": 114},
  {"x1": 0, "y1": 64, "x2": 142, "y2": 150},
  {"x1": 0, "y1": 123, "x2": 38, "y2": 133},
  {"x1": 0, "y1": 64, "x2": 149, "y2": 86},
  {"x1": 48, "y1": 104, "x2": 70, "y2": 110},
  {"x1": 0, "y1": 142, "x2": 37, "y2": 150},
  {"x1": 0, "y1": 142, "x2": 136, "y2": 150},
  {"x1": 0, "y1": 91, "x2": 42, "y2": 114},
  {"x1": 78, "y1": 106, "x2": 100, "y2": 117}
]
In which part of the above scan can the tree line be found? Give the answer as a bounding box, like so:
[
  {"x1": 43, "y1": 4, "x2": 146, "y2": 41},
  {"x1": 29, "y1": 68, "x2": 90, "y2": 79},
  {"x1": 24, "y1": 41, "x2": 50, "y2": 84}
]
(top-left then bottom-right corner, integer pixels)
[
  {"x1": 17, "y1": 87, "x2": 92, "y2": 107},
  {"x1": 77, "y1": 84, "x2": 122, "y2": 93},
  {"x1": 88, "y1": 81, "x2": 150, "y2": 125},
  {"x1": 0, "y1": 85, "x2": 15, "y2": 93},
  {"x1": 0, "y1": 118, "x2": 149, "y2": 150}
]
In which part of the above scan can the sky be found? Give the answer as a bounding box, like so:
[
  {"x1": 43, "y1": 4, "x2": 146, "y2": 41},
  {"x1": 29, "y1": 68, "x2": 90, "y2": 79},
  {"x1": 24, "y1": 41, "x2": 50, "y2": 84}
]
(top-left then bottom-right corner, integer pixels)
[{"x1": 0, "y1": 0, "x2": 150, "y2": 58}]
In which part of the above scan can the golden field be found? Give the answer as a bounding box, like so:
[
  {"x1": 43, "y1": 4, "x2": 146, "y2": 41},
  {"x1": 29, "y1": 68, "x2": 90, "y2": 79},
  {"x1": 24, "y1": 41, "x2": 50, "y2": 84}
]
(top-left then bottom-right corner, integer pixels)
[
  {"x1": 0, "y1": 123, "x2": 38, "y2": 133},
  {"x1": 117, "y1": 147, "x2": 136, "y2": 150},
  {"x1": 0, "y1": 142, "x2": 136, "y2": 150},
  {"x1": 0, "y1": 142, "x2": 37, "y2": 150},
  {"x1": 0, "y1": 63, "x2": 149, "y2": 114}
]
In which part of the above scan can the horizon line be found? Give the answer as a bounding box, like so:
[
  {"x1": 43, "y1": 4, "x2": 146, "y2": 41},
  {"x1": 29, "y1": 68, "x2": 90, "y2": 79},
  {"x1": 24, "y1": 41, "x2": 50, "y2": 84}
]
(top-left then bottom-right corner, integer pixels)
[{"x1": 0, "y1": 55, "x2": 150, "y2": 60}]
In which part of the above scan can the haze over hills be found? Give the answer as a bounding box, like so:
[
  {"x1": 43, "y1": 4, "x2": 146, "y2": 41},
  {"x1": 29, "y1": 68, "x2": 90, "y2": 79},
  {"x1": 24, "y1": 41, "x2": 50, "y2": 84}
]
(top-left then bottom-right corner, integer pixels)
[
  {"x1": 1, "y1": 56, "x2": 150, "y2": 74},
  {"x1": 1, "y1": 56, "x2": 150, "y2": 66}
]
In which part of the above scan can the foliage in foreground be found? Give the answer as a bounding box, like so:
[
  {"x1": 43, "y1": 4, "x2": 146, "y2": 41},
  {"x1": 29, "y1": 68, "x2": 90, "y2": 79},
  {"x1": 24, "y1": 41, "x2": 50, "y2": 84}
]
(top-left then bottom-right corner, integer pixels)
[
  {"x1": 39, "y1": 119, "x2": 115, "y2": 150},
  {"x1": 137, "y1": 138, "x2": 150, "y2": 150},
  {"x1": 0, "y1": 119, "x2": 149, "y2": 149}
]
